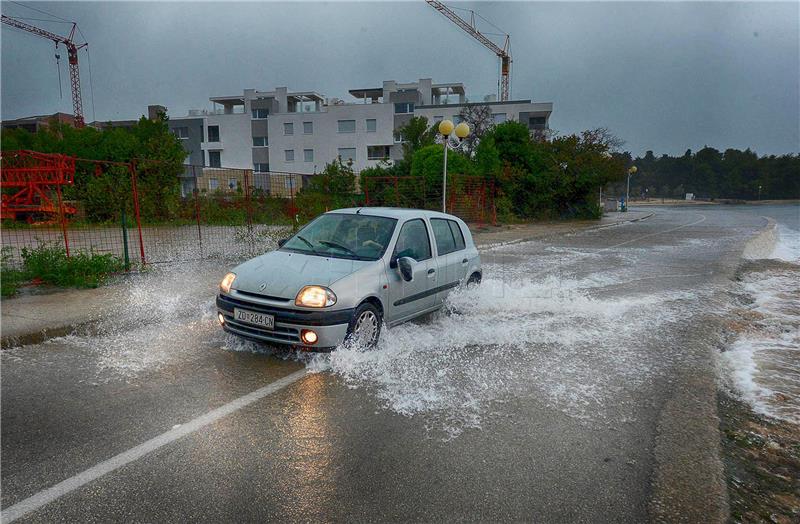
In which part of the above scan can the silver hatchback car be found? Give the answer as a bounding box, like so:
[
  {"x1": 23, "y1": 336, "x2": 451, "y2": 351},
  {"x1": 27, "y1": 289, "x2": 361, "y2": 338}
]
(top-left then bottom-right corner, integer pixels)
[{"x1": 216, "y1": 208, "x2": 481, "y2": 349}]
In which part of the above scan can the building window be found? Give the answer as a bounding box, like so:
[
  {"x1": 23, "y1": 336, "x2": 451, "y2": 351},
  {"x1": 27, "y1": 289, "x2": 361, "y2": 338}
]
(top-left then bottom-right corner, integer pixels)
[
  {"x1": 366, "y1": 119, "x2": 376, "y2": 132},
  {"x1": 172, "y1": 127, "x2": 189, "y2": 139},
  {"x1": 367, "y1": 145, "x2": 390, "y2": 160},
  {"x1": 393, "y1": 131, "x2": 404, "y2": 143},
  {"x1": 208, "y1": 177, "x2": 218, "y2": 191},
  {"x1": 228, "y1": 178, "x2": 238, "y2": 190},
  {"x1": 338, "y1": 148, "x2": 356, "y2": 162},
  {"x1": 283, "y1": 122, "x2": 293, "y2": 135},
  {"x1": 252, "y1": 136, "x2": 268, "y2": 147},
  {"x1": 492, "y1": 113, "x2": 507, "y2": 124},
  {"x1": 252, "y1": 108, "x2": 269, "y2": 119},
  {"x1": 304, "y1": 149, "x2": 314, "y2": 162},
  {"x1": 254, "y1": 163, "x2": 269, "y2": 173},
  {"x1": 394, "y1": 102, "x2": 414, "y2": 114},
  {"x1": 303, "y1": 121, "x2": 313, "y2": 134},
  {"x1": 337, "y1": 120, "x2": 356, "y2": 133},
  {"x1": 529, "y1": 117, "x2": 547, "y2": 130},
  {"x1": 284, "y1": 149, "x2": 295, "y2": 162},
  {"x1": 207, "y1": 125, "x2": 220, "y2": 142},
  {"x1": 208, "y1": 151, "x2": 221, "y2": 168}
]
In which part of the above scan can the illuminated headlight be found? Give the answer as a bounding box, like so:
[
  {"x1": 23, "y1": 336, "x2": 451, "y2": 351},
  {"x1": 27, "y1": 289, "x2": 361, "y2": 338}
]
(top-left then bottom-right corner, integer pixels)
[
  {"x1": 295, "y1": 285, "x2": 336, "y2": 308},
  {"x1": 220, "y1": 272, "x2": 236, "y2": 294}
]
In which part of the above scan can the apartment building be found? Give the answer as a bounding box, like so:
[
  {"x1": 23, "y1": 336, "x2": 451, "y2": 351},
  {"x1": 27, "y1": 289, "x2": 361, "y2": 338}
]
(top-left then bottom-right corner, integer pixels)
[{"x1": 168, "y1": 79, "x2": 553, "y2": 188}]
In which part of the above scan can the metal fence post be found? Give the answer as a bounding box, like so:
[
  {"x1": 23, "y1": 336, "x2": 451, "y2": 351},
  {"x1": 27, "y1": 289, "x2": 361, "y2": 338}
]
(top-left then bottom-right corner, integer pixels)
[
  {"x1": 120, "y1": 204, "x2": 130, "y2": 270},
  {"x1": 129, "y1": 160, "x2": 146, "y2": 265},
  {"x1": 244, "y1": 169, "x2": 255, "y2": 255},
  {"x1": 55, "y1": 183, "x2": 71, "y2": 258},
  {"x1": 193, "y1": 167, "x2": 202, "y2": 258}
]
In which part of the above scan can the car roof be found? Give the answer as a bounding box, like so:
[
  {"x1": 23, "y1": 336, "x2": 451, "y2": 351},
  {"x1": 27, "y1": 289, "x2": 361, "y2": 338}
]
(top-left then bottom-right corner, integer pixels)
[{"x1": 331, "y1": 207, "x2": 463, "y2": 221}]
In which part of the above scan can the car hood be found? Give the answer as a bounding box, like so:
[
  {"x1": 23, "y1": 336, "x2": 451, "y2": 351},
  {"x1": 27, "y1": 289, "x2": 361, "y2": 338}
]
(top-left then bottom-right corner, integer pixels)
[{"x1": 231, "y1": 249, "x2": 372, "y2": 298}]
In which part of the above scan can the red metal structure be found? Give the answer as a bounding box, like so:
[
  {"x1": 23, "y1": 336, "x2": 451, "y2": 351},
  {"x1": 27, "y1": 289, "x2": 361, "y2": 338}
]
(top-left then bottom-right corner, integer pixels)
[
  {"x1": 426, "y1": 1, "x2": 512, "y2": 101},
  {"x1": 1, "y1": 15, "x2": 88, "y2": 127},
  {"x1": 0, "y1": 150, "x2": 77, "y2": 222}
]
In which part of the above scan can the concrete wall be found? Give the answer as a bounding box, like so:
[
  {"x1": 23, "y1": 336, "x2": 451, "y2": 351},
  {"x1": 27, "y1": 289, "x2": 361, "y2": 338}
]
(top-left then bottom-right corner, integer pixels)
[{"x1": 201, "y1": 113, "x2": 252, "y2": 169}]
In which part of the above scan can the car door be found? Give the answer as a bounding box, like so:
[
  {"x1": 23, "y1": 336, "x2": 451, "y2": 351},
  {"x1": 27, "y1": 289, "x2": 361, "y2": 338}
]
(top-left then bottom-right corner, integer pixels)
[
  {"x1": 430, "y1": 218, "x2": 467, "y2": 304},
  {"x1": 386, "y1": 218, "x2": 438, "y2": 323}
]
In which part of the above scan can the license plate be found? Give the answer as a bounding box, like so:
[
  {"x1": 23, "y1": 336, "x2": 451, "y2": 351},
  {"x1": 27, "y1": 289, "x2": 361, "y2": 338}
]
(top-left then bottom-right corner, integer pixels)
[{"x1": 233, "y1": 308, "x2": 274, "y2": 330}]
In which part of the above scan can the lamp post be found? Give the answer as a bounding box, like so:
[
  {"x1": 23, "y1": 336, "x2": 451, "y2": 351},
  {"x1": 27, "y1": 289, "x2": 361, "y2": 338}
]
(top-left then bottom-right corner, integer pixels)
[
  {"x1": 625, "y1": 166, "x2": 638, "y2": 212},
  {"x1": 758, "y1": 184, "x2": 762, "y2": 201},
  {"x1": 438, "y1": 119, "x2": 470, "y2": 212}
]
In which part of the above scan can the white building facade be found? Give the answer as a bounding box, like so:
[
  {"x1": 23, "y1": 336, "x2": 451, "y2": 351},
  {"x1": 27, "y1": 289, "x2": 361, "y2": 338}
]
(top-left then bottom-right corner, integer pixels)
[{"x1": 169, "y1": 78, "x2": 553, "y2": 178}]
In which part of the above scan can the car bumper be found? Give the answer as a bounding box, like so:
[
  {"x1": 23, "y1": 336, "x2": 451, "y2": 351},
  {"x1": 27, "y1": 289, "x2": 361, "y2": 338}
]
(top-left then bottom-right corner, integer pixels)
[{"x1": 216, "y1": 294, "x2": 352, "y2": 350}]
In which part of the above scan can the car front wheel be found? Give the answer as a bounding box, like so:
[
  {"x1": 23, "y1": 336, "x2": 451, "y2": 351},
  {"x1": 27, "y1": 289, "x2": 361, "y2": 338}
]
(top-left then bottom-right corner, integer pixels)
[{"x1": 345, "y1": 302, "x2": 382, "y2": 348}]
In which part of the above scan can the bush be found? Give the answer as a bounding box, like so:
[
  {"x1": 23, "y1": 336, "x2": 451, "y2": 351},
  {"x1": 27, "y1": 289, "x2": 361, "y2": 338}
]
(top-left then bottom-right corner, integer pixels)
[
  {"x1": 1, "y1": 248, "x2": 26, "y2": 297},
  {"x1": 3, "y1": 244, "x2": 125, "y2": 294}
]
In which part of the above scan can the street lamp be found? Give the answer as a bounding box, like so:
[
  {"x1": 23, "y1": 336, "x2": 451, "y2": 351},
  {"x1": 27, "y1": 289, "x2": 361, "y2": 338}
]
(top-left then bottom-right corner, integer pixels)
[
  {"x1": 625, "y1": 166, "x2": 638, "y2": 212},
  {"x1": 438, "y1": 119, "x2": 470, "y2": 212}
]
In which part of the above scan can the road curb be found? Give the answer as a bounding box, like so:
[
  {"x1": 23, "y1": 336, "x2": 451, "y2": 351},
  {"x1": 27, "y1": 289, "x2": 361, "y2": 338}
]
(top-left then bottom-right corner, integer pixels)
[{"x1": 1, "y1": 320, "x2": 97, "y2": 350}]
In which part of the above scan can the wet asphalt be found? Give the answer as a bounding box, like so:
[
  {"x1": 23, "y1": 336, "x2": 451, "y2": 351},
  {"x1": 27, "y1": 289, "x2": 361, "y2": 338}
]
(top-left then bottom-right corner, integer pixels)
[{"x1": 1, "y1": 206, "x2": 770, "y2": 522}]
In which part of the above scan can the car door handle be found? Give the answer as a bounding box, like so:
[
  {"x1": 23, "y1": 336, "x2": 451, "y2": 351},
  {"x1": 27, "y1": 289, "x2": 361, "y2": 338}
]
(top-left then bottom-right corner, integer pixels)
[
  {"x1": 427, "y1": 268, "x2": 436, "y2": 274},
  {"x1": 461, "y1": 258, "x2": 468, "y2": 264}
]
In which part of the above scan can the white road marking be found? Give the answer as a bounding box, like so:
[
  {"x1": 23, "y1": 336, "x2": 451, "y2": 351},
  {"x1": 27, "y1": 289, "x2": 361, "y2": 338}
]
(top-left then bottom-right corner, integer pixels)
[{"x1": 1, "y1": 369, "x2": 308, "y2": 523}]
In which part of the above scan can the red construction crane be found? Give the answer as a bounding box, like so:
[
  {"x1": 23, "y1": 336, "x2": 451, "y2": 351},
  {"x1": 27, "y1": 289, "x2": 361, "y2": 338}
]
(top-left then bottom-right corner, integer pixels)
[
  {"x1": 1, "y1": 14, "x2": 88, "y2": 127},
  {"x1": 426, "y1": 0, "x2": 512, "y2": 101}
]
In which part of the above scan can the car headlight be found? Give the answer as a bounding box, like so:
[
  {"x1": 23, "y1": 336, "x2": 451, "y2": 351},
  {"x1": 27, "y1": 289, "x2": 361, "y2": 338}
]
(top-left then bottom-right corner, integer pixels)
[
  {"x1": 220, "y1": 272, "x2": 236, "y2": 294},
  {"x1": 295, "y1": 285, "x2": 336, "y2": 308}
]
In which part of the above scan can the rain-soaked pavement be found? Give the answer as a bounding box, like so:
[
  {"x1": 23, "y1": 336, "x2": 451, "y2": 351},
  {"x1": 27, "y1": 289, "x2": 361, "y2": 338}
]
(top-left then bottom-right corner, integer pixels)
[{"x1": 1, "y1": 206, "x2": 773, "y2": 522}]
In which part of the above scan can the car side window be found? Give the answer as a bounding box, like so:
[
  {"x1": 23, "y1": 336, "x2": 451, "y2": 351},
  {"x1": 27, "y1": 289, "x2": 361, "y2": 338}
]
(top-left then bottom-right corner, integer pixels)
[
  {"x1": 431, "y1": 218, "x2": 457, "y2": 256},
  {"x1": 393, "y1": 219, "x2": 432, "y2": 261},
  {"x1": 449, "y1": 220, "x2": 466, "y2": 251}
]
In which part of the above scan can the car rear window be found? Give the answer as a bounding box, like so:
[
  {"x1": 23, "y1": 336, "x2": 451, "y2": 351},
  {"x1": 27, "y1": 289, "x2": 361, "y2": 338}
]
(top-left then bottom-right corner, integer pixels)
[
  {"x1": 431, "y1": 218, "x2": 465, "y2": 255},
  {"x1": 449, "y1": 220, "x2": 466, "y2": 250}
]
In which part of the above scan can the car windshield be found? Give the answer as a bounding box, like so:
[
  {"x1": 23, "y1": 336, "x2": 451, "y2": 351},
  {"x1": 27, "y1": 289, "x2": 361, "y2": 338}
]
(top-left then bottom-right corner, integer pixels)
[{"x1": 281, "y1": 213, "x2": 397, "y2": 261}]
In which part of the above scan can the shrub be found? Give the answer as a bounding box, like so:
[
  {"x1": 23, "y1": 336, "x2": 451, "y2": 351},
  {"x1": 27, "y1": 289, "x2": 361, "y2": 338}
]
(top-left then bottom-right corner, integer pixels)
[{"x1": 14, "y1": 244, "x2": 125, "y2": 291}]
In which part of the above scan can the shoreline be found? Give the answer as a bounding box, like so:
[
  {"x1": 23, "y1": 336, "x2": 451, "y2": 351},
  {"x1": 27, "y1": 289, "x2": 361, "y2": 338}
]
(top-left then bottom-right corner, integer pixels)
[
  {"x1": 718, "y1": 392, "x2": 800, "y2": 523},
  {"x1": 718, "y1": 209, "x2": 799, "y2": 523}
]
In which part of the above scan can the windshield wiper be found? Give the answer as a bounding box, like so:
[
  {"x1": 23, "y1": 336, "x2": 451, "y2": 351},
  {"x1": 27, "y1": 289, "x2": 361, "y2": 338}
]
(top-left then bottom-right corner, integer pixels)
[
  {"x1": 295, "y1": 235, "x2": 318, "y2": 252},
  {"x1": 318, "y1": 240, "x2": 358, "y2": 256}
]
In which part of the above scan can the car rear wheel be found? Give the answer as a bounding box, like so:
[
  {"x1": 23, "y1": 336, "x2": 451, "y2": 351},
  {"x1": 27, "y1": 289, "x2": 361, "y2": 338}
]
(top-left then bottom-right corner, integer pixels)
[
  {"x1": 346, "y1": 302, "x2": 382, "y2": 348},
  {"x1": 466, "y1": 272, "x2": 481, "y2": 286}
]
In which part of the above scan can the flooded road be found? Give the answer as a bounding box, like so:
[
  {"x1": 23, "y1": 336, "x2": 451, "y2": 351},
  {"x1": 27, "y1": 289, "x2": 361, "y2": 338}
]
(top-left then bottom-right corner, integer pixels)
[{"x1": 1, "y1": 206, "x2": 778, "y2": 522}]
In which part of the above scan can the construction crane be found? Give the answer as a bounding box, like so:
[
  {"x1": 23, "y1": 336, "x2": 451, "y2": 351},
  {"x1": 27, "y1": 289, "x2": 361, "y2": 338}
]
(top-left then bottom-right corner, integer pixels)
[
  {"x1": 426, "y1": 0, "x2": 512, "y2": 101},
  {"x1": 1, "y1": 14, "x2": 88, "y2": 127}
]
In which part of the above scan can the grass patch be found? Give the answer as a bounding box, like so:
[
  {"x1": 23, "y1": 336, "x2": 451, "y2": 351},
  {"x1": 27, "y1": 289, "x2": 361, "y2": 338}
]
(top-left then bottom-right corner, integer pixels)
[{"x1": 1, "y1": 245, "x2": 125, "y2": 297}]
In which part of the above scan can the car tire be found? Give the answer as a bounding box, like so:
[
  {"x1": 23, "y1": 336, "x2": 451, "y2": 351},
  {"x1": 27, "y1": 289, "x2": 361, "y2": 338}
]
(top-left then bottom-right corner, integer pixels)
[
  {"x1": 466, "y1": 272, "x2": 481, "y2": 286},
  {"x1": 345, "y1": 302, "x2": 382, "y2": 348}
]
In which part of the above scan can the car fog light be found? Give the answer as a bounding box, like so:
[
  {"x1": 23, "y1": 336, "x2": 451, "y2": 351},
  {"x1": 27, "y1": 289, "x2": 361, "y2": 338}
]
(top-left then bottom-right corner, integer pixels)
[
  {"x1": 301, "y1": 329, "x2": 318, "y2": 345},
  {"x1": 218, "y1": 313, "x2": 225, "y2": 325}
]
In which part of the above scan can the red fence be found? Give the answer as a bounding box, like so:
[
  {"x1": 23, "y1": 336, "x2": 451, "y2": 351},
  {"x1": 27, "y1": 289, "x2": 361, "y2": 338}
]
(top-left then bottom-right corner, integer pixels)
[
  {"x1": 362, "y1": 175, "x2": 495, "y2": 224},
  {"x1": 2, "y1": 153, "x2": 496, "y2": 268}
]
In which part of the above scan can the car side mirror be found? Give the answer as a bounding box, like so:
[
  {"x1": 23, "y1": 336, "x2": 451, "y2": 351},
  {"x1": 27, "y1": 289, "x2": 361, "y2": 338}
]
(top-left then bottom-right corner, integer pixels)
[
  {"x1": 397, "y1": 256, "x2": 415, "y2": 282},
  {"x1": 278, "y1": 238, "x2": 288, "y2": 247}
]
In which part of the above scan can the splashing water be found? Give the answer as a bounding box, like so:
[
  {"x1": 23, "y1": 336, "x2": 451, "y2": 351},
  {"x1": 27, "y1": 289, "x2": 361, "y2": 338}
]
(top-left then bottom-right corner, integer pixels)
[
  {"x1": 720, "y1": 215, "x2": 800, "y2": 424},
  {"x1": 310, "y1": 248, "x2": 701, "y2": 439}
]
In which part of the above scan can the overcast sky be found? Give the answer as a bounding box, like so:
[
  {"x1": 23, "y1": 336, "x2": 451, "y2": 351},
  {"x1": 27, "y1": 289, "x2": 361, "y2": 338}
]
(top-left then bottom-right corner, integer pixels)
[{"x1": 1, "y1": 1, "x2": 798, "y2": 156}]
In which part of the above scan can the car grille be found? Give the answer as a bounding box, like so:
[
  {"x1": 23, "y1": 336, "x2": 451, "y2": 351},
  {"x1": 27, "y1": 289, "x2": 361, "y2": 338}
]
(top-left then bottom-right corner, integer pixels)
[{"x1": 221, "y1": 312, "x2": 301, "y2": 343}]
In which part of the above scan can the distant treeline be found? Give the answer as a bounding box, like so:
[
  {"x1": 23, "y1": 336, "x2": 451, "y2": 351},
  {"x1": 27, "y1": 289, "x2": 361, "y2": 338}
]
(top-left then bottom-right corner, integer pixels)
[{"x1": 609, "y1": 147, "x2": 799, "y2": 200}]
